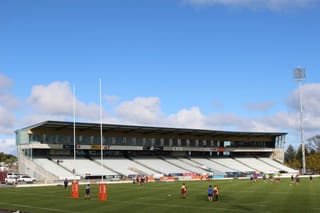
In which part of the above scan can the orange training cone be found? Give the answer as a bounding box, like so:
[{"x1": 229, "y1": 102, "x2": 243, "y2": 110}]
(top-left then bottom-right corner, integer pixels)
[
  {"x1": 99, "y1": 183, "x2": 107, "y2": 201},
  {"x1": 71, "y1": 181, "x2": 79, "y2": 199}
]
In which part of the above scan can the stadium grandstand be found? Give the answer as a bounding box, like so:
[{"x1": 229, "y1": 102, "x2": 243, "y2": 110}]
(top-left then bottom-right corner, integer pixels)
[{"x1": 15, "y1": 120, "x2": 297, "y2": 183}]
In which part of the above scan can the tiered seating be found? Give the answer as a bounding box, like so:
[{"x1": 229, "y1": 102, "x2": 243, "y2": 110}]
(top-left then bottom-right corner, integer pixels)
[
  {"x1": 163, "y1": 157, "x2": 209, "y2": 175},
  {"x1": 190, "y1": 158, "x2": 231, "y2": 175},
  {"x1": 179, "y1": 157, "x2": 204, "y2": 168},
  {"x1": 53, "y1": 158, "x2": 118, "y2": 177},
  {"x1": 97, "y1": 158, "x2": 156, "y2": 176},
  {"x1": 35, "y1": 156, "x2": 297, "y2": 180},
  {"x1": 132, "y1": 157, "x2": 188, "y2": 176},
  {"x1": 258, "y1": 158, "x2": 298, "y2": 173},
  {"x1": 235, "y1": 157, "x2": 278, "y2": 173},
  {"x1": 212, "y1": 158, "x2": 254, "y2": 173},
  {"x1": 33, "y1": 158, "x2": 75, "y2": 180}
]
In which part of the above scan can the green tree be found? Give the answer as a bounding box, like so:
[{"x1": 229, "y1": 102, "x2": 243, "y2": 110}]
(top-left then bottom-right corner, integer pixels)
[
  {"x1": 287, "y1": 158, "x2": 301, "y2": 170},
  {"x1": 296, "y1": 143, "x2": 309, "y2": 162},
  {"x1": 306, "y1": 153, "x2": 320, "y2": 172},
  {"x1": 0, "y1": 152, "x2": 17, "y2": 165},
  {"x1": 284, "y1": 144, "x2": 296, "y2": 163}
]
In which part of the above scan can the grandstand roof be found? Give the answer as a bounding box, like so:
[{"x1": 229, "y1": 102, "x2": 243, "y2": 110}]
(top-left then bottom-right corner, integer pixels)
[{"x1": 18, "y1": 120, "x2": 286, "y2": 140}]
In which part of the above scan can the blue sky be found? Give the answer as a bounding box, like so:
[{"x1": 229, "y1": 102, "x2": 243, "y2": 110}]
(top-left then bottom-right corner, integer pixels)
[{"x1": 1, "y1": 0, "x2": 320, "y2": 155}]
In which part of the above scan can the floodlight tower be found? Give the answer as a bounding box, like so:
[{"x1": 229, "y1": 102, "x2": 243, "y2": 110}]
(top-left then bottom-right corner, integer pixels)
[{"x1": 293, "y1": 68, "x2": 306, "y2": 174}]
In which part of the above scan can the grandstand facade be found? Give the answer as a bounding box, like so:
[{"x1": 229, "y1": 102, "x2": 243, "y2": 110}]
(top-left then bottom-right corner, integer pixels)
[{"x1": 15, "y1": 120, "x2": 293, "y2": 182}]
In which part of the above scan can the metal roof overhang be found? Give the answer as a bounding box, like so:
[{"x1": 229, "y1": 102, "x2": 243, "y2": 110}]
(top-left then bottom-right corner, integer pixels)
[{"x1": 20, "y1": 120, "x2": 287, "y2": 139}]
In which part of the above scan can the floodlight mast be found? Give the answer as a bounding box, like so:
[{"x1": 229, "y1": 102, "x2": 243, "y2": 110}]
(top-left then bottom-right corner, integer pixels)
[
  {"x1": 293, "y1": 68, "x2": 306, "y2": 175},
  {"x1": 99, "y1": 79, "x2": 104, "y2": 182}
]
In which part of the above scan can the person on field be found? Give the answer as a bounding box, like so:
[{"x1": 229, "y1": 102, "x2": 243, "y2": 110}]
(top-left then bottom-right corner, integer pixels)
[
  {"x1": 181, "y1": 183, "x2": 188, "y2": 199},
  {"x1": 85, "y1": 184, "x2": 90, "y2": 199},
  {"x1": 213, "y1": 185, "x2": 219, "y2": 201},
  {"x1": 207, "y1": 185, "x2": 213, "y2": 201},
  {"x1": 295, "y1": 174, "x2": 300, "y2": 184},
  {"x1": 64, "y1": 178, "x2": 68, "y2": 188}
]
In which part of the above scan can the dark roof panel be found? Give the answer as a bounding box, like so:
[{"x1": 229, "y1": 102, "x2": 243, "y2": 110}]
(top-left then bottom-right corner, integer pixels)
[{"x1": 19, "y1": 120, "x2": 287, "y2": 138}]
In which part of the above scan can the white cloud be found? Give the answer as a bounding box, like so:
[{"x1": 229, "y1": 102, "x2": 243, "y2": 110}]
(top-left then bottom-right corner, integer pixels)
[
  {"x1": 0, "y1": 138, "x2": 16, "y2": 155},
  {"x1": 245, "y1": 101, "x2": 274, "y2": 111},
  {"x1": 28, "y1": 81, "x2": 75, "y2": 116},
  {"x1": 287, "y1": 83, "x2": 320, "y2": 116},
  {"x1": 184, "y1": 0, "x2": 317, "y2": 11},
  {"x1": 166, "y1": 107, "x2": 207, "y2": 129},
  {"x1": 285, "y1": 83, "x2": 320, "y2": 140},
  {"x1": 0, "y1": 106, "x2": 17, "y2": 134},
  {"x1": 27, "y1": 81, "x2": 102, "y2": 121},
  {"x1": 206, "y1": 112, "x2": 246, "y2": 130},
  {"x1": 287, "y1": 83, "x2": 320, "y2": 139},
  {"x1": 249, "y1": 120, "x2": 279, "y2": 132},
  {"x1": 115, "y1": 97, "x2": 163, "y2": 125}
]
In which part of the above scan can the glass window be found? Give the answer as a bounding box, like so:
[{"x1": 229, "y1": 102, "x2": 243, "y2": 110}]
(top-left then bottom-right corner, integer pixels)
[
  {"x1": 155, "y1": 138, "x2": 161, "y2": 146},
  {"x1": 136, "y1": 137, "x2": 143, "y2": 146},
  {"x1": 181, "y1": 139, "x2": 187, "y2": 147},
  {"x1": 144, "y1": 138, "x2": 153, "y2": 146},
  {"x1": 164, "y1": 138, "x2": 170, "y2": 146},
  {"x1": 201, "y1": 140, "x2": 207, "y2": 147},
  {"x1": 172, "y1": 138, "x2": 178, "y2": 147},
  {"x1": 105, "y1": 136, "x2": 112, "y2": 145},
  {"x1": 80, "y1": 135, "x2": 91, "y2": 144},
  {"x1": 122, "y1": 137, "x2": 127, "y2": 145},
  {"x1": 126, "y1": 137, "x2": 136, "y2": 146},
  {"x1": 115, "y1": 137, "x2": 123, "y2": 145},
  {"x1": 195, "y1": 140, "x2": 199, "y2": 147},
  {"x1": 47, "y1": 135, "x2": 56, "y2": 144},
  {"x1": 142, "y1": 138, "x2": 147, "y2": 146}
]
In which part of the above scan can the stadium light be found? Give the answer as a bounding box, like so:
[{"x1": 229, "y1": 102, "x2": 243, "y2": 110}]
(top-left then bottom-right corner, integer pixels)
[{"x1": 293, "y1": 67, "x2": 306, "y2": 174}]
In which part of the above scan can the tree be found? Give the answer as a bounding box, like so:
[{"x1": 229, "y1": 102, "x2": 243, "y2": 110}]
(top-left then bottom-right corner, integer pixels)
[
  {"x1": 284, "y1": 144, "x2": 296, "y2": 163},
  {"x1": 307, "y1": 135, "x2": 320, "y2": 153},
  {"x1": 288, "y1": 158, "x2": 301, "y2": 170},
  {"x1": 0, "y1": 152, "x2": 17, "y2": 165},
  {"x1": 306, "y1": 153, "x2": 320, "y2": 172},
  {"x1": 296, "y1": 143, "x2": 310, "y2": 162}
]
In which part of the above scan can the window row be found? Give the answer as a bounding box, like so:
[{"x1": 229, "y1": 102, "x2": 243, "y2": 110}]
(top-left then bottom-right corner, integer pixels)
[{"x1": 29, "y1": 134, "x2": 223, "y2": 147}]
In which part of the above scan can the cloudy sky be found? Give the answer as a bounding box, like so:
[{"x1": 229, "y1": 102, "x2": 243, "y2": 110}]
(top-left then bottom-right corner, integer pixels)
[{"x1": 1, "y1": 0, "x2": 320, "y2": 155}]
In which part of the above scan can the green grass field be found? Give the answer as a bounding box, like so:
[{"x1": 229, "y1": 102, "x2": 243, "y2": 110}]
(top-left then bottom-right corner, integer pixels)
[{"x1": 0, "y1": 177, "x2": 319, "y2": 213}]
